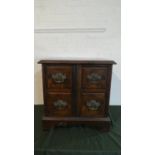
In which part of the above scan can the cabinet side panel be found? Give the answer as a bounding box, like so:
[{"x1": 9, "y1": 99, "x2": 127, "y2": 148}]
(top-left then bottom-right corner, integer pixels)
[
  {"x1": 105, "y1": 65, "x2": 113, "y2": 116},
  {"x1": 42, "y1": 64, "x2": 48, "y2": 115},
  {"x1": 76, "y1": 64, "x2": 82, "y2": 116},
  {"x1": 71, "y1": 64, "x2": 77, "y2": 116}
]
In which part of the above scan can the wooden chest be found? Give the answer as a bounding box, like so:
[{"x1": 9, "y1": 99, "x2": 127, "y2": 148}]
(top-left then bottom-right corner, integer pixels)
[{"x1": 38, "y1": 60, "x2": 116, "y2": 131}]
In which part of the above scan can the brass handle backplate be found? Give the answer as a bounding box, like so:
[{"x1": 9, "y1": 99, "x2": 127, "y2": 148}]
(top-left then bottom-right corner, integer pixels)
[
  {"x1": 86, "y1": 100, "x2": 101, "y2": 111},
  {"x1": 52, "y1": 72, "x2": 66, "y2": 83},
  {"x1": 87, "y1": 73, "x2": 102, "y2": 82},
  {"x1": 53, "y1": 100, "x2": 67, "y2": 110}
]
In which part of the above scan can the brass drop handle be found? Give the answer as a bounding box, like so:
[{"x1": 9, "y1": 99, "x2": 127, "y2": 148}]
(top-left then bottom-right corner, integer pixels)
[
  {"x1": 53, "y1": 100, "x2": 67, "y2": 110},
  {"x1": 52, "y1": 72, "x2": 66, "y2": 83},
  {"x1": 86, "y1": 100, "x2": 101, "y2": 111},
  {"x1": 87, "y1": 73, "x2": 102, "y2": 82}
]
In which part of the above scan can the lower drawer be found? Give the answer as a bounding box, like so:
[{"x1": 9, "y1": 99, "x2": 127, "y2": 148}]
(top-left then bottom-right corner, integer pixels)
[
  {"x1": 46, "y1": 93, "x2": 72, "y2": 117},
  {"x1": 80, "y1": 93, "x2": 106, "y2": 117}
]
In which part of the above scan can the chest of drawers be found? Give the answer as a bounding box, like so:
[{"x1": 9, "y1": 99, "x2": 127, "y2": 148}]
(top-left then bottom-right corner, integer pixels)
[{"x1": 38, "y1": 60, "x2": 116, "y2": 131}]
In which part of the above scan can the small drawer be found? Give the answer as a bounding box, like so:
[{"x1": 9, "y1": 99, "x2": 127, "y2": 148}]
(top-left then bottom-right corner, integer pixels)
[
  {"x1": 80, "y1": 93, "x2": 105, "y2": 117},
  {"x1": 82, "y1": 66, "x2": 108, "y2": 90},
  {"x1": 46, "y1": 66, "x2": 72, "y2": 91},
  {"x1": 46, "y1": 93, "x2": 72, "y2": 117}
]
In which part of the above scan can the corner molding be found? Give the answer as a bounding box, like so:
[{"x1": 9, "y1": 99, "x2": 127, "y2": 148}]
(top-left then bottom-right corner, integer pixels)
[{"x1": 34, "y1": 28, "x2": 106, "y2": 33}]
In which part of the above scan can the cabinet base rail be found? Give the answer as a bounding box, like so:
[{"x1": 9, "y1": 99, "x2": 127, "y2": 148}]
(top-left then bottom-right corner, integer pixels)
[{"x1": 42, "y1": 116, "x2": 111, "y2": 132}]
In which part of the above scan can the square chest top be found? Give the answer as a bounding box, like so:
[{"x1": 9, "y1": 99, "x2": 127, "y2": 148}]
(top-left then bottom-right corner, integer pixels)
[{"x1": 38, "y1": 59, "x2": 116, "y2": 65}]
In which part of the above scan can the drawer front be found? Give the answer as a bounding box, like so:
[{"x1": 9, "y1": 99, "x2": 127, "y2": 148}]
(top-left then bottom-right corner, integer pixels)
[
  {"x1": 46, "y1": 93, "x2": 72, "y2": 117},
  {"x1": 82, "y1": 67, "x2": 108, "y2": 90},
  {"x1": 46, "y1": 66, "x2": 72, "y2": 91},
  {"x1": 80, "y1": 93, "x2": 105, "y2": 117}
]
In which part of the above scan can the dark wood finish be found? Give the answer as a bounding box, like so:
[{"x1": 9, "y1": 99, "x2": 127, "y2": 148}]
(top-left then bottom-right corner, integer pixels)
[
  {"x1": 46, "y1": 93, "x2": 72, "y2": 117},
  {"x1": 38, "y1": 59, "x2": 116, "y2": 132},
  {"x1": 38, "y1": 60, "x2": 116, "y2": 65},
  {"x1": 105, "y1": 65, "x2": 113, "y2": 116},
  {"x1": 82, "y1": 66, "x2": 108, "y2": 90},
  {"x1": 42, "y1": 116, "x2": 111, "y2": 131},
  {"x1": 46, "y1": 65, "x2": 72, "y2": 92},
  {"x1": 77, "y1": 65, "x2": 82, "y2": 116},
  {"x1": 80, "y1": 93, "x2": 106, "y2": 117}
]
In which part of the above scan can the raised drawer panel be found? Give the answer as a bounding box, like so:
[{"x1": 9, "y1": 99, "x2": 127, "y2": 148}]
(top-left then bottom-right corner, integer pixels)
[
  {"x1": 46, "y1": 93, "x2": 72, "y2": 117},
  {"x1": 81, "y1": 66, "x2": 108, "y2": 90},
  {"x1": 80, "y1": 93, "x2": 106, "y2": 117},
  {"x1": 46, "y1": 65, "x2": 72, "y2": 91}
]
